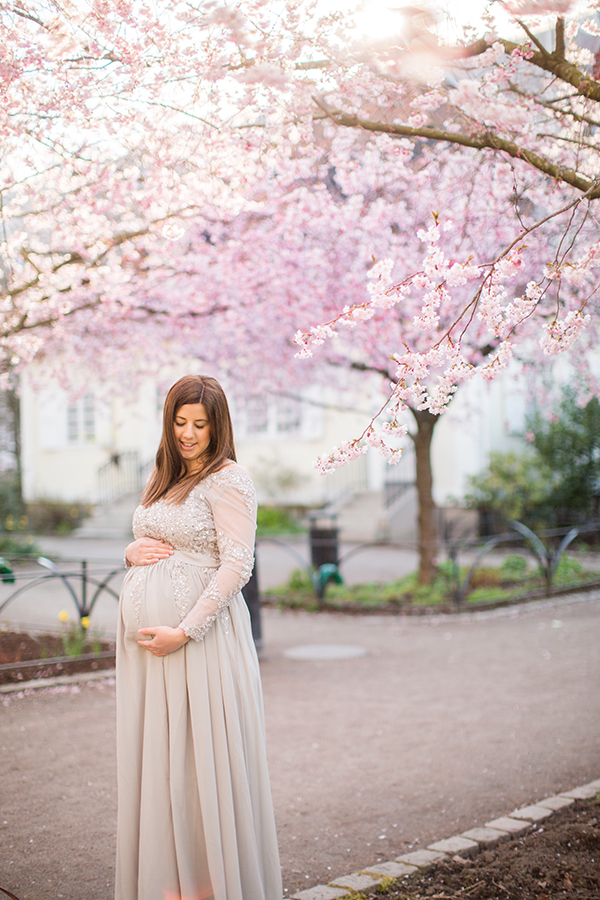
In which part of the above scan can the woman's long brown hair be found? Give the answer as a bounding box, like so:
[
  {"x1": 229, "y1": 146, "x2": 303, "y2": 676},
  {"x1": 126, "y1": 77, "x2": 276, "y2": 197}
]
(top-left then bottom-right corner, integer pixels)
[{"x1": 141, "y1": 375, "x2": 237, "y2": 506}]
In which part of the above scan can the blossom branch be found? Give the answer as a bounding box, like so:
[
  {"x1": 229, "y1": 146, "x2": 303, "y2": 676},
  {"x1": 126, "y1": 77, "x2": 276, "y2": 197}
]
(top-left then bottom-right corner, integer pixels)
[
  {"x1": 313, "y1": 384, "x2": 408, "y2": 474},
  {"x1": 311, "y1": 97, "x2": 600, "y2": 198}
]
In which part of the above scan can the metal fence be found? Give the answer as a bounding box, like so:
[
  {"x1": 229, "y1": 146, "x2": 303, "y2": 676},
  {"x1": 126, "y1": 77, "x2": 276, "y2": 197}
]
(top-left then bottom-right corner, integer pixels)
[{"x1": 0, "y1": 556, "x2": 124, "y2": 625}]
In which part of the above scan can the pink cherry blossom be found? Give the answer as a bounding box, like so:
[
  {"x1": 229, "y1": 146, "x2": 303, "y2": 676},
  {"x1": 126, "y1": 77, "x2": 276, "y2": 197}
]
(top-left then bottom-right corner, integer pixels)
[{"x1": 0, "y1": 0, "x2": 597, "y2": 524}]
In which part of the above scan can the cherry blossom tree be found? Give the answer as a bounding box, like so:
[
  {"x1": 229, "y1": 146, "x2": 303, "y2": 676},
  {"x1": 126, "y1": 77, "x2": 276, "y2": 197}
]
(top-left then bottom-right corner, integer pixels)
[
  {"x1": 2, "y1": 0, "x2": 598, "y2": 394},
  {"x1": 289, "y1": 0, "x2": 600, "y2": 578},
  {"x1": 294, "y1": 0, "x2": 600, "y2": 404},
  {"x1": 192, "y1": 131, "x2": 596, "y2": 581},
  {"x1": 0, "y1": 0, "x2": 312, "y2": 379},
  {"x1": 2, "y1": 0, "x2": 600, "y2": 582}
]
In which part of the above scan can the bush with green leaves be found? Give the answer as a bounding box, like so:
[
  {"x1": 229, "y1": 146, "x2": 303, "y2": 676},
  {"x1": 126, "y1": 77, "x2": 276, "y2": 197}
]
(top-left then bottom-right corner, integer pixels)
[
  {"x1": 465, "y1": 390, "x2": 600, "y2": 531},
  {"x1": 0, "y1": 535, "x2": 39, "y2": 557},
  {"x1": 464, "y1": 451, "x2": 555, "y2": 528},
  {"x1": 256, "y1": 506, "x2": 304, "y2": 536},
  {"x1": 529, "y1": 392, "x2": 600, "y2": 523},
  {"x1": 0, "y1": 472, "x2": 24, "y2": 524},
  {"x1": 25, "y1": 500, "x2": 92, "y2": 535}
]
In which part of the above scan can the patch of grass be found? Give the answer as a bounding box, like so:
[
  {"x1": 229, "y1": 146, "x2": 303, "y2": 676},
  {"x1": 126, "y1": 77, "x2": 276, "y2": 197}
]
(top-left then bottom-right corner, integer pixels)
[
  {"x1": 501, "y1": 554, "x2": 529, "y2": 579},
  {"x1": 263, "y1": 569, "x2": 317, "y2": 610},
  {"x1": 467, "y1": 586, "x2": 514, "y2": 603},
  {"x1": 264, "y1": 552, "x2": 600, "y2": 612},
  {"x1": 265, "y1": 567, "x2": 453, "y2": 610},
  {"x1": 551, "y1": 554, "x2": 585, "y2": 583}
]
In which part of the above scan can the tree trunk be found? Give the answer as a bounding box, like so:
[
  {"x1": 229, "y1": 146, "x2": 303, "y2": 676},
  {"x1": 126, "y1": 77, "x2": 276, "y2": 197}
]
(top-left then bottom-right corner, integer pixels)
[
  {"x1": 409, "y1": 408, "x2": 439, "y2": 584},
  {"x1": 6, "y1": 389, "x2": 23, "y2": 508}
]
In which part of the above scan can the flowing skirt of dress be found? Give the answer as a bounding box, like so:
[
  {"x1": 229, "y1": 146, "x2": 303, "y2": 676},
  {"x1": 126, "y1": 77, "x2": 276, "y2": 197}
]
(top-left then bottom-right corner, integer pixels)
[{"x1": 115, "y1": 556, "x2": 282, "y2": 900}]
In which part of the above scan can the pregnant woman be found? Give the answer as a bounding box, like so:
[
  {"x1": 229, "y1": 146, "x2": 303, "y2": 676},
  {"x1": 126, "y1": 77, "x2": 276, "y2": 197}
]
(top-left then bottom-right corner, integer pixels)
[{"x1": 115, "y1": 374, "x2": 281, "y2": 900}]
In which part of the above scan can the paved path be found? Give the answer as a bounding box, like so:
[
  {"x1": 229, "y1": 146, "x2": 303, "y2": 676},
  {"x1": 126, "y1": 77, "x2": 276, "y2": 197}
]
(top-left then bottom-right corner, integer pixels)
[{"x1": 1, "y1": 591, "x2": 599, "y2": 900}]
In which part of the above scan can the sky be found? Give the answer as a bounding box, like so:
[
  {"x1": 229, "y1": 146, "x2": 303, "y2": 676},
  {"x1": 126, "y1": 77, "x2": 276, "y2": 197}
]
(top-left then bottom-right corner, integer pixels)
[{"x1": 352, "y1": 0, "x2": 524, "y2": 42}]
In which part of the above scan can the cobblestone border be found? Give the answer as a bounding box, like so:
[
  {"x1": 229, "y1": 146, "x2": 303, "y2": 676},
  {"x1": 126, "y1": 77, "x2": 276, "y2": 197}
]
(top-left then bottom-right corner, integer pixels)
[
  {"x1": 0, "y1": 668, "x2": 115, "y2": 693},
  {"x1": 289, "y1": 778, "x2": 600, "y2": 900}
]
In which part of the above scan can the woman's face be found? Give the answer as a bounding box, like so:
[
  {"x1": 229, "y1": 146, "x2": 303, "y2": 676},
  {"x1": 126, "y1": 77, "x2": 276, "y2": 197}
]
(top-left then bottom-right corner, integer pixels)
[{"x1": 173, "y1": 402, "x2": 211, "y2": 471}]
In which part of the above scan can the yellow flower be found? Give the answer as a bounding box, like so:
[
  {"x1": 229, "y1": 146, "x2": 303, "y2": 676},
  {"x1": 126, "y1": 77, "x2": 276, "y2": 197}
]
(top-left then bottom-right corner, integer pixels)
[
  {"x1": 59, "y1": 610, "x2": 69, "y2": 623},
  {"x1": 81, "y1": 616, "x2": 90, "y2": 629}
]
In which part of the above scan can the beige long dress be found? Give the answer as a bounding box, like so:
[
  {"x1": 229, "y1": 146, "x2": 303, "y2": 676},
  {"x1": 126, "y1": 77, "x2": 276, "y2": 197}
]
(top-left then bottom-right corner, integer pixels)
[{"x1": 115, "y1": 464, "x2": 281, "y2": 900}]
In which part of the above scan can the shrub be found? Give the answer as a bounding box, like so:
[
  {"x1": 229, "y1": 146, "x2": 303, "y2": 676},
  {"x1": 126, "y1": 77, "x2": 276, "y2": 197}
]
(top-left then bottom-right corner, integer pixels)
[
  {"x1": 465, "y1": 391, "x2": 600, "y2": 532},
  {"x1": 286, "y1": 567, "x2": 313, "y2": 591},
  {"x1": 531, "y1": 393, "x2": 600, "y2": 522},
  {"x1": 465, "y1": 451, "x2": 555, "y2": 528},
  {"x1": 256, "y1": 506, "x2": 304, "y2": 535},
  {"x1": 0, "y1": 472, "x2": 24, "y2": 522},
  {"x1": 0, "y1": 534, "x2": 38, "y2": 557},
  {"x1": 501, "y1": 554, "x2": 529, "y2": 580},
  {"x1": 25, "y1": 500, "x2": 92, "y2": 535}
]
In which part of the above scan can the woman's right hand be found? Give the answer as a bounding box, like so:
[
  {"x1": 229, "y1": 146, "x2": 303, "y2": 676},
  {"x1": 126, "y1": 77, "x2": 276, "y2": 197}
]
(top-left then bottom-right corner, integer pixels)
[{"x1": 124, "y1": 538, "x2": 174, "y2": 567}]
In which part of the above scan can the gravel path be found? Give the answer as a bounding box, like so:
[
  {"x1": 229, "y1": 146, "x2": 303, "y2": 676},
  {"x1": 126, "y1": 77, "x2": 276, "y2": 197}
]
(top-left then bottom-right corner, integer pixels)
[{"x1": 1, "y1": 592, "x2": 599, "y2": 900}]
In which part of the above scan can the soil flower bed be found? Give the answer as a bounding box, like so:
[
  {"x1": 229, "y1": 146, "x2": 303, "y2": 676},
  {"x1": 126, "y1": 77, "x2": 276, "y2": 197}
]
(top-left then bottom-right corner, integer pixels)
[
  {"x1": 356, "y1": 799, "x2": 599, "y2": 900},
  {"x1": 266, "y1": 554, "x2": 600, "y2": 613},
  {"x1": 0, "y1": 630, "x2": 115, "y2": 685}
]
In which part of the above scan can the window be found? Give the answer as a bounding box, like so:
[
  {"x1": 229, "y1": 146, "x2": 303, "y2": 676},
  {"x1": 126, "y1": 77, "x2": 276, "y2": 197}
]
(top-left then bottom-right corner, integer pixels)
[
  {"x1": 246, "y1": 397, "x2": 269, "y2": 435},
  {"x1": 67, "y1": 394, "x2": 95, "y2": 444},
  {"x1": 234, "y1": 393, "x2": 322, "y2": 441},
  {"x1": 275, "y1": 397, "x2": 302, "y2": 434},
  {"x1": 67, "y1": 403, "x2": 79, "y2": 443},
  {"x1": 83, "y1": 393, "x2": 94, "y2": 441}
]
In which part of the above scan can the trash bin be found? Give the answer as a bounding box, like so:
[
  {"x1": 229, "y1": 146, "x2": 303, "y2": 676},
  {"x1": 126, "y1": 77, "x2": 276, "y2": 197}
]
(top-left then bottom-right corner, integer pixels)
[{"x1": 309, "y1": 521, "x2": 340, "y2": 569}]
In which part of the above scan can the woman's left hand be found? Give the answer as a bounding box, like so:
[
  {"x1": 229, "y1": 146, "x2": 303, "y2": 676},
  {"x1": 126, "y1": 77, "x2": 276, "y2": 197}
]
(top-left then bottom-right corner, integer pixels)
[{"x1": 137, "y1": 626, "x2": 189, "y2": 656}]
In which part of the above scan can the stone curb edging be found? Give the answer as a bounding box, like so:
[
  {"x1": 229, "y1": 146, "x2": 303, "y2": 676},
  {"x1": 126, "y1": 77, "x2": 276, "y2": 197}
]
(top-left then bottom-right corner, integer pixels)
[
  {"x1": 288, "y1": 778, "x2": 600, "y2": 900},
  {"x1": 0, "y1": 668, "x2": 116, "y2": 694}
]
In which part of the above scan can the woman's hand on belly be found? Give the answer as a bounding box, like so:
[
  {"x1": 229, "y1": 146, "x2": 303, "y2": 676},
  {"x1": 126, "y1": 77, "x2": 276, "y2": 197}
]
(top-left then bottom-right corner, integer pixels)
[
  {"x1": 125, "y1": 537, "x2": 174, "y2": 566},
  {"x1": 137, "y1": 625, "x2": 189, "y2": 656}
]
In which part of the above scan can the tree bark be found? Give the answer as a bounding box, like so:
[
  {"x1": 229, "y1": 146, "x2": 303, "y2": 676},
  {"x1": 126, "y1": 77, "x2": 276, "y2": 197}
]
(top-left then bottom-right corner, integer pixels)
[
  {"x1": 312, "y1": 97, "x2": 599, "y2": 198},
  {"x1": 6, "y1": 389, "x2": 23, "y2": 510},
  {"x1": 409, "y1": 408, "x2": 439, "y2": 584}
]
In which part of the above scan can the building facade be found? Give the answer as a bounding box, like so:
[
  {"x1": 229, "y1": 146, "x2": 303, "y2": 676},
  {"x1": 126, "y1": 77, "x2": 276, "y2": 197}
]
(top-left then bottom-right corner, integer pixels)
[{"x1": 19, "y1": 365, "x2": 528, "y2": 515}]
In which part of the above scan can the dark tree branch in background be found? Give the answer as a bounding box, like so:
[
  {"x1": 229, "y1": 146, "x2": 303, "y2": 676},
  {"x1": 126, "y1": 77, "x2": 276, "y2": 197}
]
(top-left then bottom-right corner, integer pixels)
[
  {"x1": 555, "y1": 16, "x2": 566, "y2": 59},
  {"x1": 312, "y1": 97, "x2": 600, "y2": 198}
]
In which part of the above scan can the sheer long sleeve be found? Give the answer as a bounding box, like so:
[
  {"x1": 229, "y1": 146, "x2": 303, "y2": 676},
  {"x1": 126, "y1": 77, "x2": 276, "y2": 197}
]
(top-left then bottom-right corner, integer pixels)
[{"x1": 179, "y1": 469, "x2": 257, "y2": 642}]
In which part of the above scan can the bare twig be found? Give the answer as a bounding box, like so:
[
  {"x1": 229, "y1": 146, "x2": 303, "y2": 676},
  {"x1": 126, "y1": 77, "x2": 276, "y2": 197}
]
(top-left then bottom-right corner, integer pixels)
[
  {"x1": 555, "y1": 16, "x2": 565, "y2": 59},
  {"x1": 516, "y1": 18, "x2": 550, "y2": 56}
]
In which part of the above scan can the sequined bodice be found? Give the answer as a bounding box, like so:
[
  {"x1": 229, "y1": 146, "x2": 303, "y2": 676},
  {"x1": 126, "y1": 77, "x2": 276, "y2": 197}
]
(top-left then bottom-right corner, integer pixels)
[
  {"x1": 133, "y1": 488, "x2": 219, "y2": 558},
  {"x1": 125, "y1": 466, "x2": 257, "y2": 643}
]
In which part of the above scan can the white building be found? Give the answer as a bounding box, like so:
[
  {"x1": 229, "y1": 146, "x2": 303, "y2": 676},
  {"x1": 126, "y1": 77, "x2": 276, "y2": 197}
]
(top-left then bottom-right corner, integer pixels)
[{"x1": 17, "y1": 364, "x2": 530, "y2": 541}]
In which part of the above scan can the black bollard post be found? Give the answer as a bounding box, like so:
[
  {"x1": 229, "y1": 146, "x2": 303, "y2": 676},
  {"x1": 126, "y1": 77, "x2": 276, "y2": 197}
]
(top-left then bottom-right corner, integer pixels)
[{"x1": 243, "y1": 563, "x2": 263, "y2": 652}]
